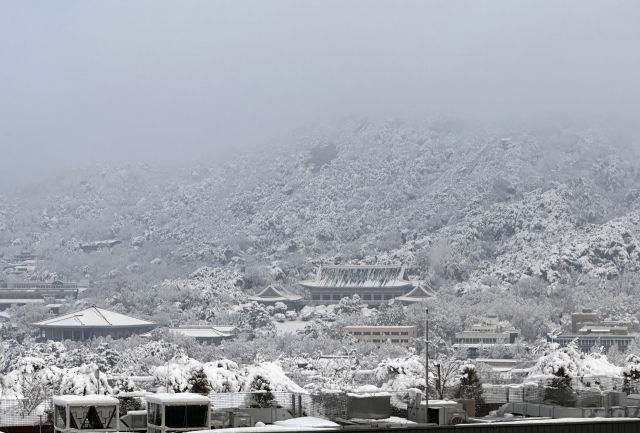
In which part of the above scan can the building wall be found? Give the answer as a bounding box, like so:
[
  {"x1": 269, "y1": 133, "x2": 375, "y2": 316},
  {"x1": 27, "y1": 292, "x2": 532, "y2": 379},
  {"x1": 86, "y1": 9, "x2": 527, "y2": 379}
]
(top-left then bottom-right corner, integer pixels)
[
  {"x1": 571, "y1": 312, "x2": 599, "y2": 332},
  {"x1": 310, "y1": 286, "x2": 413, "y2": 303},
  {"x1": 455, "y1": 332, "x2": 510, "y2": 344},
  {"x1": 344, "y1": 326, "x2": 417, "y2": 346},
  {"x1": 555, "y1": 335, "x2": 633, "y2": 352},
  {"x1": 41, "y1": 326, "x2": 154, "y2": 341}
]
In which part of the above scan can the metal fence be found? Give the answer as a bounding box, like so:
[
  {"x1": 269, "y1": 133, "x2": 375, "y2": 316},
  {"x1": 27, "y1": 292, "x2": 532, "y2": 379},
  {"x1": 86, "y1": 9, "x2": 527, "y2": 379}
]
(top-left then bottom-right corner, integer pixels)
[
  {"x1": 0, "y1": 398, "x2": 52, "y2": 426},
  {"x1": 207, "y1": 391, "x2": 412, "y2": 421},
  {"x1": 482, "y1": 376, "x2": 640, "y2": 407},
  {"x1": 2, "y1": 377, "x2": 640, "y2": 427}
]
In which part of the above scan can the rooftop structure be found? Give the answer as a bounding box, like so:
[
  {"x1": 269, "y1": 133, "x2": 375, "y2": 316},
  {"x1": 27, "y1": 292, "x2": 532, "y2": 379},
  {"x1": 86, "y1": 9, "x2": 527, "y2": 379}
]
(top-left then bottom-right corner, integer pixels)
[
  {"x1": 343, "y1": 325, "x2": 417, "y2": 347},
  {"x1": 248, "y1": 285, "x2": 303, "y2": 310},
  {"x1": 299, "y1": 265, "x2": 419, "y2": 305},
  {"x1": 394, "y1": 285, "x2": 435, "y2": 304},
  {"x1": 33, "y1": 306, "x2": 156, "y2": 341},
  {"x1": 147, "y1": 393, "x2": 210, "y2": 432},
  {"x1": 53, "y1": 395, "x2": 119, "y2": 432},
  {"x1": 12, "y1": 251, "x2": 36, "y2": 262},
  {"x1": 454, "y1": 316, "x2": 520, "y2": 358},
  {"x1": 142, "y1": 325, "x2": 237, "y2": 345},
  {"x1": 81, "y1": 240, "x2": 121, "y2": 253}
]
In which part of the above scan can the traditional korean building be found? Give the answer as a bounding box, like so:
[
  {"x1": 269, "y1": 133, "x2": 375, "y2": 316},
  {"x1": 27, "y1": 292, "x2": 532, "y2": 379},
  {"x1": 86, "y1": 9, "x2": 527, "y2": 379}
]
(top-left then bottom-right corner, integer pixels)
[
  {"x1": 33, "y1": 306, "x2": 156, "y2": 341},
  {"x1": 394, "y1": 285, "x2": 435, "y2": 304},
  {"x1": 248, "y1": 284, "x2": 303, "y2": 310},
  {"x1": 155, "y1": 326, "x2": 237, "y2": 345},
  {"x1": 298, "y1": 265, "x2": 419, "y2": 305}
]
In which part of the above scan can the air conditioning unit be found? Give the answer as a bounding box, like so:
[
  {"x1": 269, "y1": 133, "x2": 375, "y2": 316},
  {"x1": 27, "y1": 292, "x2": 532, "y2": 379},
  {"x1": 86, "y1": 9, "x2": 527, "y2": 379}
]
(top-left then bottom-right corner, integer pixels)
[
  {"x1": 428, "y1": 405, "x2": 468, "y2": 425},
  {"x1": 443, "y1": 407, "x2": 468, "y2": 426}
]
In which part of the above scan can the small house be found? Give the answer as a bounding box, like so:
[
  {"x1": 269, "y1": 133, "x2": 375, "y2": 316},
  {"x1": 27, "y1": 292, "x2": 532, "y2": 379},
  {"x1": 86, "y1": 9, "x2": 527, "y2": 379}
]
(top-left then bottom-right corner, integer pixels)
[{"x1": 33, "y1": 306, "x2": 156, "y2": 341}]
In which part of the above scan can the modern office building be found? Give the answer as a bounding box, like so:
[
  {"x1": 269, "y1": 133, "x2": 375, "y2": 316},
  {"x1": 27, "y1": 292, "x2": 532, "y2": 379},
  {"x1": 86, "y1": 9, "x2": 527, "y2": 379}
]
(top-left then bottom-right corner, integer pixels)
[
  {"x1": 552, "y1": 309, "x2": 636, "y2": 352},
  {"x1": 453, "y1": 316, "x2": 520, "y2": 358},
  {"x1": 343, "y1": 325, "x2": 417, "y2": 346}
]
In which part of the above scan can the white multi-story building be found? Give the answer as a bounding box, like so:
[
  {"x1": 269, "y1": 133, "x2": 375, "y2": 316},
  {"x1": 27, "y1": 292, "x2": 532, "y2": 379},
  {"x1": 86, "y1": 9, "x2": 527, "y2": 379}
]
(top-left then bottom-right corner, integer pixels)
[
  {"x1": 343, "y1": 325, "x2": 417, "y2": 347},
  {"x1": 453, "y1": 316, "x2": 520, "y2": 358}
]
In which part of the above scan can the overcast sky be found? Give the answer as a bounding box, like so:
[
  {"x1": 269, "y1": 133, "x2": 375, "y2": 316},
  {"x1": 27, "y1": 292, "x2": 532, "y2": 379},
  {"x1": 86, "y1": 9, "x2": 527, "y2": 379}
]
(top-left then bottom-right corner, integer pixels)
[{"x1": 1, "y1": 1, "x2": 639, "y2": 192}]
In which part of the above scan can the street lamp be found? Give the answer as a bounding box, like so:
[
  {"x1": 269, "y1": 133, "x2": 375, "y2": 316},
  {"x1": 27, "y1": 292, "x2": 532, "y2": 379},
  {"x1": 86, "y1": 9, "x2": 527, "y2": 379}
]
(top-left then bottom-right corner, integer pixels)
[
  {"x1": 425, "y1": 308, "x2": 429, "y2": 413},
  {"x1": 435, "y1": 363, "x2": 441, "y2": 399},
  {"x1": 36, "y1": 405, "x2": 44, "y2": 433}
]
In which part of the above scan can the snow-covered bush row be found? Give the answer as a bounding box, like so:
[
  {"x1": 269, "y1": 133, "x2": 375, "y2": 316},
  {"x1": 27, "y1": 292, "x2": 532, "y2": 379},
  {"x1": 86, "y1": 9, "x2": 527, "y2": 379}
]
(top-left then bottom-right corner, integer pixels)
[
  {"x1": 153, "y1": 357, "x2": 304, "y2": 394},
  {"x1": 528, "y1": 343, "x2": 623, "y2": 379}
]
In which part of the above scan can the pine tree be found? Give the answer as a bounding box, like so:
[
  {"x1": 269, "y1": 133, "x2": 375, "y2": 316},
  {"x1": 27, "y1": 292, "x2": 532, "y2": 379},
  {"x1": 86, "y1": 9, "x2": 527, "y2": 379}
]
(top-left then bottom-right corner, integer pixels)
[
  {"x1": 454, "y1": 366, "x2": 484, "y2": 404},
  {"x1": 188, "y1": 366, "x2": 211, "y2": 395},
  {"x1": 248, "y1": 376, "x2": 275, "y2": 408},
  {"x1": 543, "y1": 366, "x2": 575, "y2": 406}
]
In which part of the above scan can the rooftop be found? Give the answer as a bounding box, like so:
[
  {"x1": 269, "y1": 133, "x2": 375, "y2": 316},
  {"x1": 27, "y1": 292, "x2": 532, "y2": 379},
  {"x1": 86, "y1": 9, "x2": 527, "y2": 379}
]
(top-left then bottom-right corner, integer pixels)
[
  {"x1": 300, "y1": 265, "x2": 415, "y2": 288},
  {"x1": 33, "y1": 306, "x2": 156, "y2": 328},
  {"x1": 52, "y1": 395, "x2": 119, "y2": 406},
  {"x1": 248, "y1": 285, "x2": 302, "y2": 302},
  {"x1": 146, "y1": 393, "x2": 211, "y2": 405}
]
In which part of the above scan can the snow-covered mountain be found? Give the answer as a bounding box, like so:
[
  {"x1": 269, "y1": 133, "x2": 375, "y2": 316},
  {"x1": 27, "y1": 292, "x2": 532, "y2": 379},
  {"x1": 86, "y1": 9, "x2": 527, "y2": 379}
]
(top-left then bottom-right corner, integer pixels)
[{"x1": 2, "y1": 117, "x2": 640, "y2": 296}]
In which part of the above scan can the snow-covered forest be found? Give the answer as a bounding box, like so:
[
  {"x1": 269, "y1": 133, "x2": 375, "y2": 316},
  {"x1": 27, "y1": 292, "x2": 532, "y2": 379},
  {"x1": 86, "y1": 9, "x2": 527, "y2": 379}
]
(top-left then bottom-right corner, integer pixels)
[{"x1": 3, "y1": 116, "x2": 640, "y2": 396}]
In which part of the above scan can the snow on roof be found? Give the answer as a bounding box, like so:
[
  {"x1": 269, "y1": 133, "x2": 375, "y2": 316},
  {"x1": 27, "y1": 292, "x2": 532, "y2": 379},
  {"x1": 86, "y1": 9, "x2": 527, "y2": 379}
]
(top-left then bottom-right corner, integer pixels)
[
  {"x1": 0, "y1": 299, "x2": 47, "y2": 304},
  {"x1": 300, "y1": 265, "x2": 413, "y2": 288},
  {"x1": 146, "y1": 393, "x2": 211, "y2": 405},
  {"x1": 394, "y1": 285, "x2": 434, "y2": 302},
  {"x1": 171, "y1": 328, "x2": 232, "y2": 338},
  {"x1": 212, "y1": 325, "x2": 237, "y2": 333},
  {"x1": 248, "y1": 285, "x2": 302, "y2": 301},
  {"x1": 274, "y1": 417, "x2": 340, "y2": 428},
  {"x1": 33, "y1": 306, "x2": 156, "y2": 328},
  {"x1": 53, "y1": 395, "x2": 119, "y2": 406}
]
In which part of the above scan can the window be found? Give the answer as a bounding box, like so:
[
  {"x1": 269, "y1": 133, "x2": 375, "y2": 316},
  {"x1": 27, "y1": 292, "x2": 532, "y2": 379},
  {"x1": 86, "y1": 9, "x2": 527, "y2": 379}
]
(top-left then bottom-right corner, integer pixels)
[
  {"x1": 363, "y1": 294, "x2": 372, "y2": 300},
  {"x1": 363, "y1": 332, "x2": 371, "y2": 335},
  {"x1": 373, "y1": 294, "x2": 382, "y2": 300},
  {"x1": 312, "y1": 294, "x2": 320, "y2": 300},
  {"x1": 384, "y1": 293, "x2": 392, "y2": 300},
  {"x1": 401, "y1": 339, "x2": 409, "y2": 343},
  {"x1": 373, "y1": 332, "x2": 380, "y2": 335},
  {"x1": 391, "y1": 332, "x2": 399, "y2": 335},
  {"x1": 332, "y1": 294, "x2": 341, "y2": 300},
  {"x1": 354, "y1": 332, "x2": 362, "y2": 336},
  {"x1": 55, "y1": 405, "x2": 66, "y2": 429},
  {"x1": 63, "y1": 330, "x2": 71, "y2": 340},
  {"x1": 391, "y1": 339, "x2": 399, "y2": 343},
  {"x1": 165, "y1": 405, "x2": 209, "y2": 428},
  {"x1": 322, "y1": 294, "x2": 330, "y2": 301},
  {"x1": 401, "y1": 332, "x2": 409, "y2": 335},
  {"x1": 372, "y1": 339, "x2": 380, "y2": 343}
]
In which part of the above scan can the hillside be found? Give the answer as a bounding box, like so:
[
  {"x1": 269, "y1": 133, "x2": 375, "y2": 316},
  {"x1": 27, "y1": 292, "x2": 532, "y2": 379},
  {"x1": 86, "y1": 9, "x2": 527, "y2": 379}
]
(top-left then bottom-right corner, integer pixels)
[{"x1": 1, "y1": 117, "x2": 640, "y2": 297}]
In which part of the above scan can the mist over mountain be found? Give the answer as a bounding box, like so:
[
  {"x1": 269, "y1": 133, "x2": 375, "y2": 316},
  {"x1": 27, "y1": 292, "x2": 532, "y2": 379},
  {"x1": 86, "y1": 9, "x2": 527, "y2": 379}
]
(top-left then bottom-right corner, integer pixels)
[{"x1": 3, "y1": 116, "x2": 640, "y2": 297}]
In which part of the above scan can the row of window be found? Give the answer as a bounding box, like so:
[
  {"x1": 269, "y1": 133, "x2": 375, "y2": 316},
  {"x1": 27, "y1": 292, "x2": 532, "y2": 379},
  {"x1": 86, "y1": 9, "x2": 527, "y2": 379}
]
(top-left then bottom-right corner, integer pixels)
[
  {"x1": 311, "y1": 292, "x2": 407, "y2": 301},
  {"x1": 351, "y1": 331, "x2": 410, "y2": 336},
  {"x1": 358, "y1": 339, "x2": 410, "y2": 343},
  {"x1": 456, "y1": 338, "x2": 502, "y2": 344}
]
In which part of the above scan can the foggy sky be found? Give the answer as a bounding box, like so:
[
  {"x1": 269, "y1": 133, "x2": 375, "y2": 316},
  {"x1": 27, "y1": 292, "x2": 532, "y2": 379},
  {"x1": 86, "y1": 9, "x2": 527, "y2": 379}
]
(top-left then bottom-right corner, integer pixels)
[{"x1": 1, "y1": 1, "x2": 639, "y2": 192}]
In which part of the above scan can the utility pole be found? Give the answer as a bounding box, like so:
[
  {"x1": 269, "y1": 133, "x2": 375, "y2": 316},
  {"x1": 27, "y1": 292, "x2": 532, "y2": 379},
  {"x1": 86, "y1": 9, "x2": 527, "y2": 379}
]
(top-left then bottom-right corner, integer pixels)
[{"x1": 425, "y1": 308, "x2": 429, "y2": 416}]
